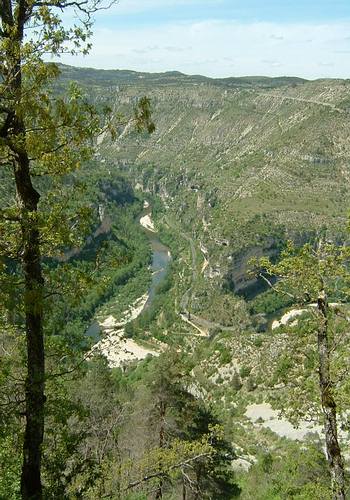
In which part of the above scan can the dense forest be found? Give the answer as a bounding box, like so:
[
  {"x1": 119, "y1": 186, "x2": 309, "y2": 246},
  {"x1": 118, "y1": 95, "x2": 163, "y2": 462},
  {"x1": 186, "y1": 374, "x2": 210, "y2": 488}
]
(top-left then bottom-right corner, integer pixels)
[{"x1": 1, "y1": 0, "x2": 350, "y2": 499}]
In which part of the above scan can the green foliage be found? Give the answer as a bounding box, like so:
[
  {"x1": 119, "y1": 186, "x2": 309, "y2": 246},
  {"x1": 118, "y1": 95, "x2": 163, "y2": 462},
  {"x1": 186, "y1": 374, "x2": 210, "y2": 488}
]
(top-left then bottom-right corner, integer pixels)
[
  {"x1": 250, "y1": 240, "x2": 350, "y2": 416},
  {"x1": 135, "y1": 352, "x2": 240, "y2": 499},
  {"x1": 248, "y1": 238, "x2": 350, "y2": 499},
  {"x1": 252, "y1": 336, "x2": 264, "y2": 348},
  {"x1": 134, "y1": 97, "x2": 156, "y2": 134},
  {"x1": 41, "y1": 351, "x2": 240, "y2": 499},
  {"x1": 239, "y1": 441, "x2": 332, "y2": 500},
  {"x1": 239, "y1": 366, "x2": 251, "y2": 379},
  {"x1": 0, "y1": 431, "x2": 21, "y2": 499},
  {"x1": 249, "y1": 288, "x2": 294, "y2": 315},
  {"x1": 251, "y1": 240, "x2": 350, "y2": 304},
  {"x1": 220, "y1": 347, "x2": 232, "y2": 365},
  {"x1": 232, "y1": 371, "x2": 243, "y2": 392},
  {"x1": 0, "y1": 0, "x2": 159, "y2": 495}
]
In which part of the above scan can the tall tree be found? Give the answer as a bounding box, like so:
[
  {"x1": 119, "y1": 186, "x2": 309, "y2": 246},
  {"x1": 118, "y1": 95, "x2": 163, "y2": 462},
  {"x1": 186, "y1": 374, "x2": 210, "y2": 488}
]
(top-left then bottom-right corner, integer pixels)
[
  {"x1": 251, "y1": 241, "x2": 350, "y2": 499},
  {"x1": 122, "y1": 352, "x2": 239, "y2": 499},
  {"x1": 0, "y1": 2, "x2": 153, "y2": 498}
]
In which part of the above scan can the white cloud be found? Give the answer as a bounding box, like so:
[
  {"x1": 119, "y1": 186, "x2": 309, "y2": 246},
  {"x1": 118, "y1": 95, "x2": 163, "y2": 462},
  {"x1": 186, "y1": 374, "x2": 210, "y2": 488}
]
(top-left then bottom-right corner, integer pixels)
[
  {"x1": 262, "y1": 59, "x2": 283, "y2": 67},
  {"x1": 270, "y1": 34, "x2": 284, "y2": 41},
  {"x1": 58, "y1": 19, "x2": 350, "y2": 79}
]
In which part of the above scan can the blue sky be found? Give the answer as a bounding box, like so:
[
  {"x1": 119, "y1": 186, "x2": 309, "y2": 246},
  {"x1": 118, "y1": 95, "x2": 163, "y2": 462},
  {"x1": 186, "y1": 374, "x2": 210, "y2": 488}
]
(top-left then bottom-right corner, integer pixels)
[
  {"x1": 98, "y1": 0, "x2": 350, "y2": 26},
  {"x1": 59, "y1": 0, "x2": 350, "y2": 78}
]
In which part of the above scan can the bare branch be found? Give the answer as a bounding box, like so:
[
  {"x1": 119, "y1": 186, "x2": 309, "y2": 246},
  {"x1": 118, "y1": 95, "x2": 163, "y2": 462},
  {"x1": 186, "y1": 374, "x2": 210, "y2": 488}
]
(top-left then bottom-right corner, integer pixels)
[
  {"x1": 258, "y1": 272, "x2": 296, "y2": 300},
  {"x1": 32, "y1": 0, "x2": 116, "y2": 17},
  {"x1": 126, "y1": 452, "x2": 212, "y2": 491}
]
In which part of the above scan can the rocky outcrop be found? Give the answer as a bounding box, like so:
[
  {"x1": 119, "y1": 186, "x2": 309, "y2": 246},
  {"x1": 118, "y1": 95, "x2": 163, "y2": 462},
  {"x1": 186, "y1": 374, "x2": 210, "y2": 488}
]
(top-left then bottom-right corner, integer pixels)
[{"x1": 224, "y1": 240, "x2": 280, "y2": 296}]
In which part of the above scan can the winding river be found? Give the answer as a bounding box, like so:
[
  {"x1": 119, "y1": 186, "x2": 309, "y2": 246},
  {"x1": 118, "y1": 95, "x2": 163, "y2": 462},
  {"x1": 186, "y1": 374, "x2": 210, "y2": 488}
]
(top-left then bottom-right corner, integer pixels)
[
  {"x1": 139, "y1": 206, "x2": 172, "y2": 310},
  {"x1": 87, "y1": 205, "x2": 171, "y2": 339}
]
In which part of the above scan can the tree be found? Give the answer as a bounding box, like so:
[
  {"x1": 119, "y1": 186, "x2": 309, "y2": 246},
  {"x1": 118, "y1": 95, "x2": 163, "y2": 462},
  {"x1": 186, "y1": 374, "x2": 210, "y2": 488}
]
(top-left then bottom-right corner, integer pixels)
[
  {"x1": 42, "y1": 355, "x2": 125, "y2": 498},
  {"x1": 121, "y1": 352, "x2": 239, "y2": 499},
  {"x1": 0, "y1": 2, "x2": 154, "y2": 498},
  {"x1": 251, "y1": 241, "x2": 350, "y2": 499},
  {"x1": 239, "y1": 439, "x2": 332, "y2": 500}
]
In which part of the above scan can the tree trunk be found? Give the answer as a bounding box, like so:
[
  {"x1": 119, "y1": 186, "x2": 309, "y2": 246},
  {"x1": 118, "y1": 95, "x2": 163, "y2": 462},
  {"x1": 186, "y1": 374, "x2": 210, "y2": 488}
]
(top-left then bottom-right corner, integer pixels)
[
  {"x1": 15, "y1": 155, "x2": 45, "y2": 500},
  {"x1": 182, "y1": 479, "x2": 186, "y2": 500},
  {"x1": 20, "y1": 220, "x2": 45, "y2": 500},
  {"x1": 1, "y1": 1, "x2": 46, "y2": 496},
  {"x1": 155, "y1": 400, "x2": 166, "y2": 499},
  {"x1": 317, "y1": 290, "x2": 345, "y2": 500}
]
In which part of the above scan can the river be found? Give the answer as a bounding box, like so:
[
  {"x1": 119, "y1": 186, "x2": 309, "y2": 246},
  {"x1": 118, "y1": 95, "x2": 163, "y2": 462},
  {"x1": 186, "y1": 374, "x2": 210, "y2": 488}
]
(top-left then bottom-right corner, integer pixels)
[
  {"x1": 87, "y1": 206, "x2": 171, "y2": 339},
  {"x1": 139, "y1": 206, "x2": 171, "y2": 309}
]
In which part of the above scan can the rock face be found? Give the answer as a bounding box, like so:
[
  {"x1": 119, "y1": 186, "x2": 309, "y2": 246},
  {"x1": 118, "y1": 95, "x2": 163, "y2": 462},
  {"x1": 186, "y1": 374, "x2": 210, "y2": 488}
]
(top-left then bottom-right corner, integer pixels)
[
  {"x1": 226, "y1": 241, "x2": 280, "y2": 295},
  {"x1": 119, "y1": 80, "x2": 347, "y2": 243},
  {"x1": 139, "y1": 214, "x2": 156, "y2": 233}
]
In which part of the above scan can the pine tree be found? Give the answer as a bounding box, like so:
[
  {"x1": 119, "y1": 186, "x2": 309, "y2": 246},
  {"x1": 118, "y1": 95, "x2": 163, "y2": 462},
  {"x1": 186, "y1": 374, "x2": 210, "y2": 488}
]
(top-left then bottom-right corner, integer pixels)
[{"x1": 127, "y1": 351, "x2": 240, "y2": 498}]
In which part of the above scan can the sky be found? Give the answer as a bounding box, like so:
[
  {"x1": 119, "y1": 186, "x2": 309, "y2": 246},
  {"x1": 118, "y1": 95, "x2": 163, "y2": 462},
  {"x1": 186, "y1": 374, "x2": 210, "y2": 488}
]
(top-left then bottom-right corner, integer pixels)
[{"x1": 58, "y1": 0, "x2": 350, "y2": 79}]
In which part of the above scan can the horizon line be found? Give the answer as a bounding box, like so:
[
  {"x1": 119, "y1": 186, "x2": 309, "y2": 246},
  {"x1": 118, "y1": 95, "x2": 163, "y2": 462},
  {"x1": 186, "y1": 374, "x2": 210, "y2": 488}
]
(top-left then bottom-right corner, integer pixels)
[{"x1": 57, "y1": 63, "x2": 350, "y2": 82}]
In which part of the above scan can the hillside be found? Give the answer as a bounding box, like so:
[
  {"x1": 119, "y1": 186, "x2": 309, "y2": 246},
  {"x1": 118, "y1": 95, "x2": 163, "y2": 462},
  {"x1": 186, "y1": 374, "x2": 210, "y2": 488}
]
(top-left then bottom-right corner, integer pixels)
[
  {"x1": 72, "y1": 67, "x2": 350, "y2": 301},
  {"x1": 58, "y1": 63, "x2": 307, "y2": 89}
]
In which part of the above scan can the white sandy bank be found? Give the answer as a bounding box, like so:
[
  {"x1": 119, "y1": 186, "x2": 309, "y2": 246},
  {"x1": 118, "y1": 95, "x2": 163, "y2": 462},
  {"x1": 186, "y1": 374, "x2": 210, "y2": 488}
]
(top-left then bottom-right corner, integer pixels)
[
  {"x1": 245, "y1": 403, "x2": 323, "y2": 440},
  {"x1": 140, "y1": 214, "x2": 156, "y2": 232},
  {"x1": 272, "y1": 303, "x2": 344, "y2": 330},
  {"x1": 272, "y1": 308, "x2": 308, "y2": 330},
  {"x1": 92, "y1": 329, "x2": 160, "y2": 368},
  {"x1": 90, "y1": 295, "x2": 160, "y2": 368}
]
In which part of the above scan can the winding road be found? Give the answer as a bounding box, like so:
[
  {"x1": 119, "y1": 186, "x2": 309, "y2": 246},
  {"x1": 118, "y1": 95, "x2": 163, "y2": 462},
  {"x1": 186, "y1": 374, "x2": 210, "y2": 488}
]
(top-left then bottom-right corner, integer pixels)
[
  {"x1": 166, "y1": 220, "x2": 239, "y2": 336},
  {"x1": 258, "y1": 92, "x2": 346, "y2": 114}
]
